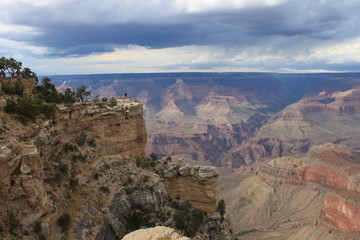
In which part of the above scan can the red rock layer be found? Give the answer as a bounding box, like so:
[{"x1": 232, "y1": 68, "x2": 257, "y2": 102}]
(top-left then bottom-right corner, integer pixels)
[
  {"x1": 321, "y1": 194, "x2": 360, "y2": 236},
  {"x1": 255, "y1": 144, "x2": 360, "y2": 236}
]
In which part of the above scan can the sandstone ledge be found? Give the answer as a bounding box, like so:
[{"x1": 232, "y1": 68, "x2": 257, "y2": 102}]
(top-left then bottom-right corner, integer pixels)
[
  {"x1": 123, "y1": 226, "x2": 190, "y2": 240},
  {"x1": 164, "y1": 162, "x2": 218, "y2": 212}
]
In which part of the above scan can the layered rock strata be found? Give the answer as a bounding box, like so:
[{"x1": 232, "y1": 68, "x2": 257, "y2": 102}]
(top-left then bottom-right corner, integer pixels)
[
  {"x1": 225, "y1": 86, "x2": 360, "y2": 166},
  {"x1": 164, "y1": 162, "x2": 219, "y2": 212},
  {"x1": 255, "y1": 143, "x2": 360, "y2": 237}
]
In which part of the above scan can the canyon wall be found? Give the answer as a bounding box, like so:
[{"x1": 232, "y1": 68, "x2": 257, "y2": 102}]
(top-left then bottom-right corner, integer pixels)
[
  {"x1": 225, "y1": 87, "x2": 360, "y2": 167},
  {"x1": 0, "y1": 96, "x2": 232, "y2": 240},
  {"x1": 248, "y1": 144, "x2": 360, "y2": 238}
]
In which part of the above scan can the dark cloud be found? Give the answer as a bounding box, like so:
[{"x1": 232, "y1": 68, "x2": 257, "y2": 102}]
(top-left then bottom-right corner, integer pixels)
[
  {"x1": 1, "y1": 0, "x2": 360, "y2": 73},
  {"x1": 27, "y1": 23, "x2": 195, "y2": 56},
  {"x1": 3, "y1": 0, "x2": 360, "y2": 57}
]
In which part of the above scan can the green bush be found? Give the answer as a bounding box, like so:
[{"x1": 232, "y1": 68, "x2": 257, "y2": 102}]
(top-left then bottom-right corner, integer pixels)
[
  {"x1": 33, "y1": 221, "x2": 42, "y2": 233},
  {"x1": 99, "y1": 186, "x2": 110, "y2": 194},
  {"x1": 75, "y1": 132, "x2": 86, "y2": 146},
  {"x1": 57, "y1": 163, "x2": 68, "y2": 174},
  {"x1": 172, "y1": 203, "x2": 206, "y2": 238},
  {"x1": 87, "y1": 137, "x2": 96, "y2": 147},
  {"x1": 150, "y1": 152, "x2": 158, "y2": 161},
  {"x1": 1, "y1": 81, "x2": 23, "y2": 95},
  {"x1": 108, "y1": 97, "x2": 117, "y2": 108},
  {"x1": 64, "y1": 143, "x2": 77, "y2": 153},
  {"x1": 4, "y1": 95, "x2": 56, "y2": 122},
  {"x1": 7, "y1": 211, "x2": 21, "y2": 235},
  {"x1": 57, "y1": 213, "x2": 71, "y2": 231},
  {"x1": 126, "y1": 211, "x2": 151, "y2": 233},
  {"x1": 217, "y1": 199, "x2": 226, "y2": 222},
  {"x1": 69, "y1": 178, "x2": 78, "y2": 190}
]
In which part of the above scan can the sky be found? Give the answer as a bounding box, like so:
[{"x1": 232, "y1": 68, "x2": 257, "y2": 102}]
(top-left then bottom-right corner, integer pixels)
[{"x1": 1, "y1": 0, "x2": 360, "y2": 75}]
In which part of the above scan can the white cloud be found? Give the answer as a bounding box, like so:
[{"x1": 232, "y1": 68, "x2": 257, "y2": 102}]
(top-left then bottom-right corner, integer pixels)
[
  {"x1": 0, "y1": 38, "x2": 49, "y2": 56},
  {"x1": 175, "y1": 0, "x2": 288, "y2": 13},
  {"x1": 310, "y1": 37, "x2": 360, "y2": 64}
]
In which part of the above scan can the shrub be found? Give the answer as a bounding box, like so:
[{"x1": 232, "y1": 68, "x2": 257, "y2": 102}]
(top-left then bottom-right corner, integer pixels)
[
  {"x1": 108, "y1": 97, "x2": 117, "y2": 108},
  {"x1": 1, "y1": 82, "x2": 23, "y2": 95},
  {"x1": 71, "y1": 153, "x2": 87, "y2": 163},
  {"x1": 69, "y1": 178, "x2": 78, "y2": 190},
  {"x1": 2, "y1": 84, "x2": 15, "y2": 95},
  {"x1": 142, "y1": 175, "x2": 150, "y2": 182},
  {"x1": 126, "y1": 211, "x2": 151, "y2": 233},
  {"x1": 150, "y1": 152, "x2": 158, "y2": 161},
  {"x1": 4, "y1": 95, "x2": 56, "y2": 121},
  {"x1": 87, "y1": 137, "x2": 96, "y2": 147},
  {"x1": 174, "y1": 212, "x2": 186, "y2": 232},
  {"x1": 172, "y1": 203, "x2": 206, "y2": 237},
  {"x1": 57, "y1": 163, "x2": 68, "y2": 174},
  {"x1": 109, "y1": 224, "x2": 120, "y2": 240},
  {"x1": 93, "y1": 173, "x2": 100, "y2": 180},
  {"x1": 99, "y1": 186, "x2": 110, "y2": 194},
  {"x1": 64, "y1": 143, "x2": 77, "y2": 153},
  {"x1": 53, "y1": 172, "x2": 62, "y2": 184},
  {"x1": 126, "y1": 176, "x2": 133, "y2": 185},
  {"x1": 7, "y1": 211, "x2": 21, "y2": 235},
  {"x1": 75, "y1": 132, "x2": 86, "y2": 146},
  {"x1": 57, "y1": 213, "x2": 71, "y2": 231},
  {"x1": 217, "y1": 199, "x2": 226, "y2": 222},
  {"x1": 33, "y1": 221, "x2": 42, "y2": 233},
  {"x1": 38, "y1": 233, "x2": 46, "y2": 240}
]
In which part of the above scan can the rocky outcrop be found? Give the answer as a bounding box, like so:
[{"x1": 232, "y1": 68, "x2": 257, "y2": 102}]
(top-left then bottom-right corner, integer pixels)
[
  {"x1": 123, "y1": 226, "x2": 190, "y2": 240},
  {"x1": 0, "y1": 97, "x2": 233, "y2": 240},
  {"x1": 53, "y1": 99, "x2": 147, "y2": 159},
  {"x1": 164, "y1": 162, "x2": 218, "y2": 212},
  {"x1": 0, "y1": 78, "x2": 36, "y2": 94}
]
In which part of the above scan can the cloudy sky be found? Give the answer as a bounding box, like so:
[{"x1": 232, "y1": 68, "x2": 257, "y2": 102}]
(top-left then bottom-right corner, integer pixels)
[{"x1": 1, "y1": 0, "x2": 360, "y2": 74}]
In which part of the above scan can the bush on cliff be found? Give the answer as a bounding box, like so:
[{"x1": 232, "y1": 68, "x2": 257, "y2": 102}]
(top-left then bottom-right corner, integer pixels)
[
  {"x1": 217, "y1": 199, "x2": 226, "y2": 222},
  {"x1": 4, "y1": 96, "x2": 56, "y2": 122},
  {"x1": 1, "y1": 81, "x2": 23, "y2": 95},
  {"x1": 57, "y1": 213, "x2": 71, "y2": 231}
]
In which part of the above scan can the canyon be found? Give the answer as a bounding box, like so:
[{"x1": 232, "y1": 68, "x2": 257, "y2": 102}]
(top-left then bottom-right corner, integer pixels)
[
  {"x1": 224, "y1": 86, "x2": 360, "y2": 167},
  {"x1": 50, "y1": 72, "x2": 360, "y2": 167},
  {"x1": 45, "y1": 72, "x2": 360, "y2": 238}
]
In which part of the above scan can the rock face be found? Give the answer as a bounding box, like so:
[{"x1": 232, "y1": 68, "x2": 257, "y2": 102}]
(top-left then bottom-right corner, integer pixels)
[
  {"x1": 221, "y1": 143, "x2": 360, "y2": 239},
  {"x1": 0, "y1": 97, "x2": 233, "y2": 240},
  {"x1": 0, "y1": 77, "x2": 36, "y2": 94},
  {"x1": 225, "y1": 86, "x2": 360, "y2": 166},
  {"x1": 53, "y1": 99, "x2": 147, "y2": 159},
  {"x1": 164, "y1": 162, "x2": 219, "y2": 212},
  {"x1": 123, "y1": 226, "x2": 190, "y2": 240}
]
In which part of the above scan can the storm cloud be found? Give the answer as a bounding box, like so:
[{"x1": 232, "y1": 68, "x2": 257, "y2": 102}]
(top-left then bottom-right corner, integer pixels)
[{"x1": 1, "y1": 0, "x2": 360, "y2": 74}]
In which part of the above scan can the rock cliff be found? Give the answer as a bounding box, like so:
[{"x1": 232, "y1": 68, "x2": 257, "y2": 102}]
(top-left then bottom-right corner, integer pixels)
[{"x1": 0, "y1": 96, "x2": 233, "y2": 240}]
